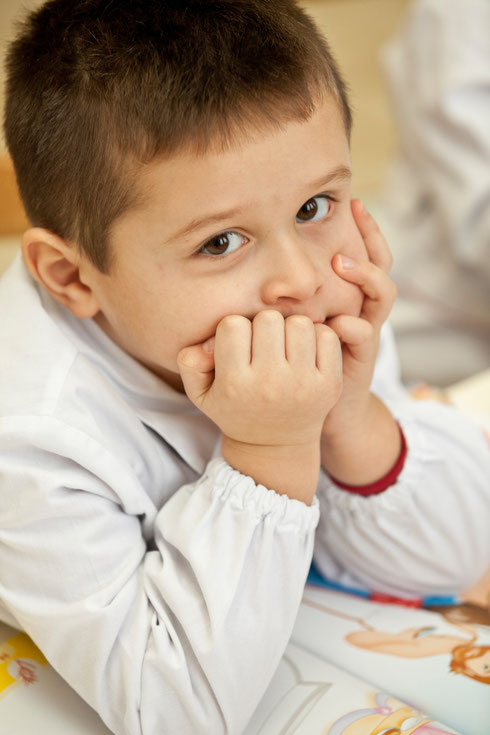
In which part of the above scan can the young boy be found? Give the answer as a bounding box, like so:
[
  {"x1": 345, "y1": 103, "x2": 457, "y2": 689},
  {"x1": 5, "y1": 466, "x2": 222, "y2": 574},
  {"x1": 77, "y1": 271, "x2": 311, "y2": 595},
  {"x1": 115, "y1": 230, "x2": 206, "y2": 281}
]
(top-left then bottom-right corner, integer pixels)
[{"x1": 0, "y1": 1, "x2": 488, "y2": 733}]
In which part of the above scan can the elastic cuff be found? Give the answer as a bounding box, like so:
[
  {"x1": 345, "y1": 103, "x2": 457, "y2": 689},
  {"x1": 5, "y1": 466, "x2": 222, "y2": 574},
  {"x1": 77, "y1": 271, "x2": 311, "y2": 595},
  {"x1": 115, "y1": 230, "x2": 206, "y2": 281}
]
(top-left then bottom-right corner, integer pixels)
[{"x1": 329, "y1": 424, "x2": 407, "y2": 496}]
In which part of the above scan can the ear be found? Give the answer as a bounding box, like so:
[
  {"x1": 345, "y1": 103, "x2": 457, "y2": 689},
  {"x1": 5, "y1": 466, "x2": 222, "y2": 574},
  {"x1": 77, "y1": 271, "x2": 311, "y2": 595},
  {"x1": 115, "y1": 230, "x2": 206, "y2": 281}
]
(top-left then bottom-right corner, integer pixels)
[{"x1": 21, "y1": 228, "x2": 100, "y2": 319}]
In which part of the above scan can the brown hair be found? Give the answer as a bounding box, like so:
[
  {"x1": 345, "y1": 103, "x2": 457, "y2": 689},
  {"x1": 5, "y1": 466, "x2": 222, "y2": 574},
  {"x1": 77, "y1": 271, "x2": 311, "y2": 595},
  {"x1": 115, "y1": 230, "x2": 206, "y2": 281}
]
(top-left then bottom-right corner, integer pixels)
[{"x1": 3, "y1": 0, "x2": 352, "y2": 273}]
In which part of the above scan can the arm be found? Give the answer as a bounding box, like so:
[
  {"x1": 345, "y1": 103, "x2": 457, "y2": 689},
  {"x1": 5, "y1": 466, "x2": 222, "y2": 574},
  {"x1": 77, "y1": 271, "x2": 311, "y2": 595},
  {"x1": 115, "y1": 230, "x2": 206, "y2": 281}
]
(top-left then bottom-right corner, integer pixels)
[
  {"x1": 319, "y1": 200, "x2": 401, "y2": 487},
  {"x1": 314, "y1": 322, "x2": 490, "y2": 598},
  {"x1": 0, "y1": 421, "x2": 319, "y2": 735},
  {"x1": 312, "y1": 201, "x2": 490, "y2": 597}
]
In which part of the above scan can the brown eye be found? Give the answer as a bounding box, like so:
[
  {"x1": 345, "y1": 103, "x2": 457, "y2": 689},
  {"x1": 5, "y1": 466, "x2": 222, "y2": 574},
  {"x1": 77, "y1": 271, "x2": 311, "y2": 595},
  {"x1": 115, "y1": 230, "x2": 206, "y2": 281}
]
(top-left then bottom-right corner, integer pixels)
[
  {"x1": 199, "y1": 231, "x2": 244, "y2": 257},
  {"x1": 296, "y1": 195, "x2": 331, "y2": 222}
]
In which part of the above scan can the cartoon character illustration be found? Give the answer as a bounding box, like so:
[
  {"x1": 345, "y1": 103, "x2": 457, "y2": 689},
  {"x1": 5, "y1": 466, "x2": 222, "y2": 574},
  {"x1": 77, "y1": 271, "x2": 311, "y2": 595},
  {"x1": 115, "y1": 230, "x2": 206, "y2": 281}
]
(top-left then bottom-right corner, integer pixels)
[
  {"x1": 0, "y1": 630, "x2": 49, "y2": 699},
  {"x1": 303, "y1": 598, "x2": 490, "y2": 685},
  {"x1": 327, "y1": 693, "x2": 456, "y2": 735}
]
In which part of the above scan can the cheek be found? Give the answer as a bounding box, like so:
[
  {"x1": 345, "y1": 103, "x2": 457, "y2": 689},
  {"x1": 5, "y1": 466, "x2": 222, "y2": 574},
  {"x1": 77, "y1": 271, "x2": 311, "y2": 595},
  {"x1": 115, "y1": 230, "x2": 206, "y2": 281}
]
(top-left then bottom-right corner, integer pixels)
[
  {"x1": 166, "y1": 280, "x2": 244, "y2": 348},
  {"x1": 339, "y1": 221, "x2": 368, "y2": 262}
]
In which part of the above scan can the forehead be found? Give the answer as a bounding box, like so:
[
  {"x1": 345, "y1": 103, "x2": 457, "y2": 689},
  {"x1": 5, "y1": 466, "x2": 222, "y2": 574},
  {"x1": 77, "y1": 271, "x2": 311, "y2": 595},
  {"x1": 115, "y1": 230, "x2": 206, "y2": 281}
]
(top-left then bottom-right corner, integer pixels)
[{"x1": 116, "y1": 95, "x2": 350, "y2": 236}]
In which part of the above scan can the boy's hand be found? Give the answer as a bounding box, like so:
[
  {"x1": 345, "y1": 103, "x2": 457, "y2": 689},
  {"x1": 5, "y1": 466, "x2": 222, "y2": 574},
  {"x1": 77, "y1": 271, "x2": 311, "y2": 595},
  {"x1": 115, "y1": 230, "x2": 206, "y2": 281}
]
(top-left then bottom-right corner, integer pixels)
[
  {"x1": 321, "y1": 199, "x2": 400, "y2": 485},
  {"x1": 178, "y1": 310, "x2": 342, "y2": 446},
  {"x1": 177, "y1": 311, "x2": 343, "y2": 503},
  {"x1": 324, "y1": 199, "x2": 397, "y2": 429}
]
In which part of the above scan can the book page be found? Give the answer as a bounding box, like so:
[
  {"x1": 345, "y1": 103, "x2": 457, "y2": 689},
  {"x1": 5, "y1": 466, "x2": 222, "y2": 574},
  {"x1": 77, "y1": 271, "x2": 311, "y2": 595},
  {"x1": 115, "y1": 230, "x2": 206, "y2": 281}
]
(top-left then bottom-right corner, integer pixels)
[
  {"x1": 1, "y1": 615, "x2": 462, "y2": 735},
  {"x1": 244, "y1": 640, "x2": 460, "y2": 735},
  {"x1": 290, "y1": 584, "x2": 490, "y2": 735},
  {"x1": 0, "y1": 622, "x2": 111, "y2": 735}
]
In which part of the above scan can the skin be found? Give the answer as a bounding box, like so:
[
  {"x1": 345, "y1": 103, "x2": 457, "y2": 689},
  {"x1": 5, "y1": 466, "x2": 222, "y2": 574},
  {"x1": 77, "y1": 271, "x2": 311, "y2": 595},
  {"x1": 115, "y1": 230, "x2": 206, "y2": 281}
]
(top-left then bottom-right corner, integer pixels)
[{"x1": 22, "y1": 94, "x2": 399, "y2": 504}]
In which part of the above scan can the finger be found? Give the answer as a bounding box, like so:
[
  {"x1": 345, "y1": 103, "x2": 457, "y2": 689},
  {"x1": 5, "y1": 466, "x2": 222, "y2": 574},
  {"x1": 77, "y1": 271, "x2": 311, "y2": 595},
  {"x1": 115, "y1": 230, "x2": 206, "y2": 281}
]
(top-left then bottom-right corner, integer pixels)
[
  {"x1": 177, "y1": 344, "x2": 216, "y2": 404},
  {"x1": 178, "y1": 338, "x2": 216, "y2": 370},
  {"x1": 284, "y1": 315, "x2": 316, "y2": 369},
  {"x1": 214, "y1": 315, "x2": 252, "y2": 376},
  {"x1": 333, "y1": 254, "x2": 397, "y2": 328},
  {"x1": 326, "y1": 315, "x2": 377, "y2": 363},
  {"x1": 251, "y1": 310, "x2": 285, "y2": 366},
  {"x1": 314, "y1": 323, "x2": 342, "y2": 376},
  {"x1": 351, "y1": 199, "x2": 393, "y2": 273}
]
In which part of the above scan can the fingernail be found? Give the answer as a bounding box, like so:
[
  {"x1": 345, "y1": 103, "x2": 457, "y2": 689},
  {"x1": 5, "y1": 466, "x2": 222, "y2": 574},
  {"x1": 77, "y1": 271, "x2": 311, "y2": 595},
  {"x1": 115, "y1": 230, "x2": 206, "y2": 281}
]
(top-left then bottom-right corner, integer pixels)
[
  {"x1": 203, "y1": 336, "x2": 215, "y2": 353},
  {"x1": 339, "y1": 254, "x2": 356, "y2": 269}
]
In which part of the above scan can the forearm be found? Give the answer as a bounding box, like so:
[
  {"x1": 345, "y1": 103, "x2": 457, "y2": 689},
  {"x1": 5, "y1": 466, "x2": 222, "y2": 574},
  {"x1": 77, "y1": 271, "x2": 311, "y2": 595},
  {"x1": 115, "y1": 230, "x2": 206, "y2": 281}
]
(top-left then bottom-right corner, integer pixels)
[
  {"x1": 222, "y1": 435, "x2": 321, "y2": 505},
  {"x1": 1, "y1": 442, "x2": 320, "y2": 735},
  {"x1": 320, "y1": 393, "x2": 401, "y2": 486},
  {"x1": 314, "y1": 400, "x2": 490, "y2": 597}
]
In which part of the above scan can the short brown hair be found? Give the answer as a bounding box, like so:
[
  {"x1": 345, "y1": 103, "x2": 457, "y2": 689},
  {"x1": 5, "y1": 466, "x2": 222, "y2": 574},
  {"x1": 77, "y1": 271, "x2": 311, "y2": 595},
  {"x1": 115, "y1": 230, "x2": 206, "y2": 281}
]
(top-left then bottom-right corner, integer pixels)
[{"x1": 4, "y1": 0, "x2": 352, "y2": 273}]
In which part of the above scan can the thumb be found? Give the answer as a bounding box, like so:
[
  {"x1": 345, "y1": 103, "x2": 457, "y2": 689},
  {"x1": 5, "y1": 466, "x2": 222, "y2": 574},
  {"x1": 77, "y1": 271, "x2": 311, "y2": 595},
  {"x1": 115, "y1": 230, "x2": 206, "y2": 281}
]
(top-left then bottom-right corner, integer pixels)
[{"x1": 177, "y1": 338, "x2": 215, "y2": 404}]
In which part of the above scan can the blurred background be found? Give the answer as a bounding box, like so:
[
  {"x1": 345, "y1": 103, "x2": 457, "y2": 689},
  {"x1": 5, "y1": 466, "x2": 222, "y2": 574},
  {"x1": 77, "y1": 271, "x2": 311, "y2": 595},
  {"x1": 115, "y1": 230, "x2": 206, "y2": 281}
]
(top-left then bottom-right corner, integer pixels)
[{"x1": 1, "y1": 0, "x2": 488, "y2": 387}]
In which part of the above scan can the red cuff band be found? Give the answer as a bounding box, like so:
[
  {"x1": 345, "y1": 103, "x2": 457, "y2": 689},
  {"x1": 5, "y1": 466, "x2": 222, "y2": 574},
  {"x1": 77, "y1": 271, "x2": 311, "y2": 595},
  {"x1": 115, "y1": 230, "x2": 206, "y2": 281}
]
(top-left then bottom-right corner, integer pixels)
[{"x1": 329, "y1": 424, "x2": 407, "y2": 496}]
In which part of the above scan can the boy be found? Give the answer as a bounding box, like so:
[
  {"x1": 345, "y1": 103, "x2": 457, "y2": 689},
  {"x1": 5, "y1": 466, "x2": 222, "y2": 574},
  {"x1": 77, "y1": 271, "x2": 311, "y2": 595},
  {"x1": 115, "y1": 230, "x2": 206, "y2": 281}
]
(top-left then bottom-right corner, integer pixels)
[{"x1": 0, "y1": 1, "x2": 488, "y2": 733}]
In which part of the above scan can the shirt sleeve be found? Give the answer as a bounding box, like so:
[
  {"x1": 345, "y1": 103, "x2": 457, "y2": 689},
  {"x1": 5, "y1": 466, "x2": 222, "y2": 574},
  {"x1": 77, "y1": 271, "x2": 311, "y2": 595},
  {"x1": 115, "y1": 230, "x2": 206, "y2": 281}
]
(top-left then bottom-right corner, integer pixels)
[
  {"x1": 313, "y1": 323, "x2": 490, "y2": 599},
  {"x1": 0, "y1": 417, "x2": 319, "y2": 735}
]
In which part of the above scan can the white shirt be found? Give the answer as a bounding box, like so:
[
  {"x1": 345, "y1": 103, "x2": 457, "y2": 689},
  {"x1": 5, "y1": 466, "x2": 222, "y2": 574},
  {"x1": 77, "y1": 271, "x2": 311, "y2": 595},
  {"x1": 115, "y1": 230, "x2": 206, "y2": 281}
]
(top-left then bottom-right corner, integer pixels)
[{"x1": 0, "y1": 255, "x2": 488, "y2": 735}]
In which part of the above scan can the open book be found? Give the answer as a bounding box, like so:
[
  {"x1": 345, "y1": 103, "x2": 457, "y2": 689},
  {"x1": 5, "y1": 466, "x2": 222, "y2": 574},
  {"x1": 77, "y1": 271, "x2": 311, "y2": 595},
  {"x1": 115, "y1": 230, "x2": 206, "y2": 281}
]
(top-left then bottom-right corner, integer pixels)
[
  {"x1": 245, "y1": 575, "x2": 490, "y2": 735},
  {"x1": 1, "y1": 372, "x2": 488, "y2": 734},
  {"x1": 1, "y1": 577, "x2": 488, "y2": 735}
]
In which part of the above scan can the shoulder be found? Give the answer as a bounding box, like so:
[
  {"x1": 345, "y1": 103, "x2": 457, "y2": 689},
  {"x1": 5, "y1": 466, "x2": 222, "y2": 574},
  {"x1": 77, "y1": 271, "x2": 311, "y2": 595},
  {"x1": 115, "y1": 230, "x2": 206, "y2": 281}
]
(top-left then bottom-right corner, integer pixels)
[
  {"x1": 0, "y1": 254, "x2": 79, "y2": 418},
  {"x1": 0, "y1": 255, "x2": 132, "y2": 442}
]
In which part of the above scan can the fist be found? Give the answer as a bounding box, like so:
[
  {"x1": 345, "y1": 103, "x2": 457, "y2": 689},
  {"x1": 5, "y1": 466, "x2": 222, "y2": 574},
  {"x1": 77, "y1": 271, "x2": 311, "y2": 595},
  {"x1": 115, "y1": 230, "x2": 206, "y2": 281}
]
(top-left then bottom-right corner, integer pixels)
[{"x1": 177, "y1": 310, "x2": 343, "y2": 449}]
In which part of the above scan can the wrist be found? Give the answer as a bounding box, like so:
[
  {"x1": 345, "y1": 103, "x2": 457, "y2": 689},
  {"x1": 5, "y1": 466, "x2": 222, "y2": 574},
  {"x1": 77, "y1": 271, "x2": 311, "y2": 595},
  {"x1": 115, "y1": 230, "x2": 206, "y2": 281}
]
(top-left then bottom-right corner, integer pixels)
[
  {"x1": 320, "y1": 394, "x2": 401, "y2": 486},
  {"x1": 329, "y1": 425, "x2": 407, "y2": 495},
  {"x1": 322, "y1": 390, "x2": 371, "y2": 441},
  {"x1": 221, "y1": 435, "x2": 321, "y2": 505}
]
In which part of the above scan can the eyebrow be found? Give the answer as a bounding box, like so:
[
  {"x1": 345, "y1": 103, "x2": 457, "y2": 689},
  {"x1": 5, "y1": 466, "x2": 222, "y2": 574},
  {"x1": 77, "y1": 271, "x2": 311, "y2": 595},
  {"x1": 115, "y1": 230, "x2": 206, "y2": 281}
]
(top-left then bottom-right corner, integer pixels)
[{"x1": 167, "y1": 164, "x2": 352, "y2": 242}]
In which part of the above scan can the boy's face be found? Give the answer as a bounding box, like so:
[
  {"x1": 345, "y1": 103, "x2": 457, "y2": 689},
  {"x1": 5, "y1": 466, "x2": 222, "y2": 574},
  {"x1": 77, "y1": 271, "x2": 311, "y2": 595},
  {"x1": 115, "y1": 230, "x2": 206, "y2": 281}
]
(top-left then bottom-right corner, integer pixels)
[{"x1": 83, "y1": 94, "x2": 368, "y2": 392}]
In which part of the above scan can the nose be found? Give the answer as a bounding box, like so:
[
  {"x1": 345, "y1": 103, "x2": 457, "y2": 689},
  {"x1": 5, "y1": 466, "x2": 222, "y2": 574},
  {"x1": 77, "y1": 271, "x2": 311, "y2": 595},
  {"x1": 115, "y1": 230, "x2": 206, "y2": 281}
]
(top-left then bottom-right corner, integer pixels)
[{"x1": 259, "y1": 233, "x2": 324, "y2": 306}]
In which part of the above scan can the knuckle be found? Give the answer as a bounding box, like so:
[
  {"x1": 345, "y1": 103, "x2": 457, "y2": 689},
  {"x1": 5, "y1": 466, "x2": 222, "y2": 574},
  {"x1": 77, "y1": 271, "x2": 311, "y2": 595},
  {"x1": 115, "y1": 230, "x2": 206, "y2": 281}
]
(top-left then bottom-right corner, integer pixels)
[
  {"x1": 254, "y1": 309, "x2": 283, "y2": 326},
  {"x1": 286, "y1": 314, "x2": 312, "y2": 328},
  {"x1": 177, "y1": 349, "x2": 194, "y2": 368},
  {"x1": 219, "y1": 314, "x2": 249, "y2": 331},
  {"x1": 316, "y1": 323, "x2": 338, "y2": 343}
]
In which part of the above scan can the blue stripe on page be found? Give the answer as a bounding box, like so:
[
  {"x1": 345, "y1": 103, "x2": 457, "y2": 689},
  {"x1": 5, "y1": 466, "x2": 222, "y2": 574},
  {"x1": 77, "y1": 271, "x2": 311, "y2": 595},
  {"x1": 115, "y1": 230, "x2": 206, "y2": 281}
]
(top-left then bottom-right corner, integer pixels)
[
  {"x1": 307, "y1": 562, "x2": 370, "y2": 599},
  {"x1": 307, "y1": 562, "x2": 459, "y2": 607}
]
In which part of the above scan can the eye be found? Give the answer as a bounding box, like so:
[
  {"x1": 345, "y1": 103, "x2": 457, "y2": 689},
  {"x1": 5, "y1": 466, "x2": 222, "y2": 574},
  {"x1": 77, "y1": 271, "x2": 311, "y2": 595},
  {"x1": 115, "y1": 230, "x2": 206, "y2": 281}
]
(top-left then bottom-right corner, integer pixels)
[
  {"x1": 296, "y1": 195, "x2": 332, "y2": 223},
  {"x1": 198, "y1": 231, "x2": 247, "y2": 257}
]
